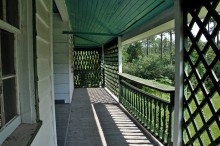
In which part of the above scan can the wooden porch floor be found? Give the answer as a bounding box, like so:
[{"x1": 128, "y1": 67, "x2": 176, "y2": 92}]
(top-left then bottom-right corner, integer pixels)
[{"x1": 55, "y1": 88, "x2": 155, "y2": 146}]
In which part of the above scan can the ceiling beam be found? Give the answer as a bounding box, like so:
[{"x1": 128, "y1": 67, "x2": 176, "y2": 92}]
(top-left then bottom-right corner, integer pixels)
[
  {"x1": 54, "y1": 0, "x2": 69, "y2": 22},
  {"x1": 122, "y1": 20, "x2": 174, "y2": 45},
  {"x1": 63, "y1": 31, "x2": 117, "y2": 36},
  {"x1": 74, "y1": 45, "x2": 101, "y2": 48},
  {"x1": 122, "y1": 6, "x2": 174, "y2": 44},
  {"x1": 74, "y1": 35, "x2": 100, "y2": 45}
]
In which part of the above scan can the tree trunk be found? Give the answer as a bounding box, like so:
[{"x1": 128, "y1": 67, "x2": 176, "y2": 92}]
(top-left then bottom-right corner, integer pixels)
[
  {"x1": 160, "y1": 33, "x2": 163, "y2": 60},
  {"x1": 146, "y1": 39, "x2": 149, "y2": 55},
  {"x1": 169, "y1": 30, "x2": 173, "y2": 65}
]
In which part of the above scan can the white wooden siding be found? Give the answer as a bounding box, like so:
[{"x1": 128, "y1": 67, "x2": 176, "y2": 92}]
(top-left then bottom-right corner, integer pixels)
[
  {"x1": 54, "y1": 74, "x2": 69, "y2": 84},
  {"x1": 53, "y1": 13, "x2": 73, "y2": 103},
  {"x1": 31, "y1": 0, "x2": 57, "y2": 145}
]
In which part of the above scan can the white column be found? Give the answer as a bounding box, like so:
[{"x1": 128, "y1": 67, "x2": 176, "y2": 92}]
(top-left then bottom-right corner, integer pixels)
[
  {"x1": 102, "y1": 44, "x2": 104, "y2": 64},
  {"x1": 118, "y1": 36, "x2": 122, "y2": 73},
  {"x1": 50, "y1": 0, "x2": 57, "y2": 145},
  {"x1": 102, "y1": 44, "x2": 105, "y2": 87},
  {"x1": 173, "y1": 0, "x2": 184, "y2": 146}
]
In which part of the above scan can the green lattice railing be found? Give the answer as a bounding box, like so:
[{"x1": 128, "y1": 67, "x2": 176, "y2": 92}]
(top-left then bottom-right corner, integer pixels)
[
  {"x1": 119, "y1": 73, "x2": 174, "y2": 145},
  {"x1": 73, "y1": 48, "x2": 102, "y2": 88},
  {"x1": 183, "y1": 0, "x2": 220, "y2": 145},
  {"x1": 104, "y1": 38, "x2": 119, "y2": 97}
]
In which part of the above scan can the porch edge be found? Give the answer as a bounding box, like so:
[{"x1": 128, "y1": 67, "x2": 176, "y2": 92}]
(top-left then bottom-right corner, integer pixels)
[
  {"x1": 104, "y1": 87, "x2": 119, "y2": 102},
  {"x1": 91, "y1": 104, "x2": 107, "y2": 146},
  {"x1": 104, "y1": 87, "x2": 164, "y2": 146}
]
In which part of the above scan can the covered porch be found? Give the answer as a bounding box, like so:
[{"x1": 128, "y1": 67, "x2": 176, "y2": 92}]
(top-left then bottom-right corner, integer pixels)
[
  {"x1": 0, "y1": 0, "x2": 218, "y2": 145},
  {"x1": 56, "y1": 88, "x2": 156, "y2": 146},
  {"x1": 54, "y1": 0, "x2": 220, "y2": 146}
]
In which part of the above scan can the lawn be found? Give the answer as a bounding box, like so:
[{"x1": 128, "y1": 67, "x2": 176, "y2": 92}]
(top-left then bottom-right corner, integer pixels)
[
  {"x1": 123, "y1": 82, "x2": 219, "y2": 145},
  {"x1": 183, "y1": 91, "x2": 220, "y2": 145},
  {"x1": 143, "y1": 87, "x2": 220, "y2": 145}
]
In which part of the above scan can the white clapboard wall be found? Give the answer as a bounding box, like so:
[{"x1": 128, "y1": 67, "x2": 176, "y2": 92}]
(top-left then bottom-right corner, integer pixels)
[
  {"x1": 31, "y1": 0, "x2": 57, "y2": 146},
  {"x1": 53, "y1": 13, "x2": 73, "y2": 103}
]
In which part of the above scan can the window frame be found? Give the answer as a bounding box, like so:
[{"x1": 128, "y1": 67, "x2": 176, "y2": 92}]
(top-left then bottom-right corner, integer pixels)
[
  {"x1": 0, "y1": 26, "x2": 21, "y2": 145},
  {"x1": 0, "y1": 0, "x2": 22, "y2": 144}
]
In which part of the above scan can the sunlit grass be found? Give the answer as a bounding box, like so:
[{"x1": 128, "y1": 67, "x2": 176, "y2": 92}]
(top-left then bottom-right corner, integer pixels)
[
  {"x1": 183, "y1": 91, "x2": 220, "y2": 145},
  {"x1": 142, "y1": 86, "x2": 219, "y2": 145}
]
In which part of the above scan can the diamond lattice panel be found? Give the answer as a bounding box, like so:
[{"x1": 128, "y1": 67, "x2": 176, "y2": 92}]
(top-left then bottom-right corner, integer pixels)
[
  {"x1": 183, "y1": 0, "x2": 220, "y2": 145},
  {"x1": 104, "y1": 38, "x2": 119, "y2": 97},
  {"x1": 73, "y1": 48, "x2": 102, "y2": 88}
]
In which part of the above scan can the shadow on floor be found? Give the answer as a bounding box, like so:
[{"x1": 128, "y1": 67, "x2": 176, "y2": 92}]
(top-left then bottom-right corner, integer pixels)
[
  {"x1": 55, "y1": 88, "x2": 154, "y2": 146},
  {"x1": 94, "y1": 103, "x2": 154, "y2": 146},
  {"x1": 55, "y1": 103, "x2": 71, "y2": 146}
]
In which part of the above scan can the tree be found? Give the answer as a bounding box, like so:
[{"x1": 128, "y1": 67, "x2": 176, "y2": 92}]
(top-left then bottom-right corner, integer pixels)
[
  {"x1": 169, "y1": 30, "x2": 174, "y2": 65},
  {"x1": 160, "y1": 33, "x2": 163, "y2": 60},
  {"x1": 126, "y1": 41, "x2": 143, "y2": 62}
]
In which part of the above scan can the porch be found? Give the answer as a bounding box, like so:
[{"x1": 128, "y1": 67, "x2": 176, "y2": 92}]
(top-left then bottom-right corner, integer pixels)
[
  {"x1": 53, "y1": 0, "x2": 220, "y2": 144},
  {"x1": 56, "y1": 88, "x2": 157, "y2": 146},
  {"x1": 0, "y1": 0, "x2": 219, "y2": 146}
]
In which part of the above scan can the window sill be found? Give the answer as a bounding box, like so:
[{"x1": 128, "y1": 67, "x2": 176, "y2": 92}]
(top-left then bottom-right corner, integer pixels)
[{"x1": 1, "y1": 121, "x2": 42, "y2": 146}]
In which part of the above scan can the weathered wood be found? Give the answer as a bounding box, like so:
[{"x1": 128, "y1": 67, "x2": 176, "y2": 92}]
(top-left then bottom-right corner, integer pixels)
[
  {"x1": 33, "y1": 0, "x2": 57, "y2": 145},
  {"x1": 119, "y1": 73, "x2": 175, "y2": 93},
  {"x1": 36, "y1": 37, "x2": 50, "y2": 59},
  {"x1": 53, "y1": 13, "x2": 72, "y2": 103},
  {"x1": 37, "y1": 60, "x2": 51, "y2": 79},
  {"x1": 36, "y1": 0, "x2": 50, "y2": 27},
  {"x1": 55, "y1": 88, "x2": 156, "y2": 146},
  {"x1": 119, "y1": 75, "x2": 174, "y2": 145}
]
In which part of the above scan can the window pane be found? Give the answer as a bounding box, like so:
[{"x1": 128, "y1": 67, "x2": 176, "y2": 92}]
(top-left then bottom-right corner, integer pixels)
[
  {"x1": 3, "y1": 78, "x2": 17, "y2": 123},
  {"x1": 1, "y1": 30, "x2": 15, "y2": 76},
  {"x1": 0, "y1": 0, "x2": 3, "y2": 20},
  {"x1": 6, "y1": 0, "x2": 19, "y2": 28},
  {"x1": 0, "y1": 83, "x2": 2, "y2": 128}
]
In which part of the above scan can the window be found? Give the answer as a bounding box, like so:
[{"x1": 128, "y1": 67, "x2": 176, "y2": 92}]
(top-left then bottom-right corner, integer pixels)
[
  {"x1": 0, "y1": 0, "x2": 19, "y2": 28},
  {"x1": 0, "y1": 0, "x2": 19, "y2": 132},
  {"x1": 0, "y1": 0, "x2": 3, "y2": 20},
  {"x1": 0, "y1": 29, "x2": 17, "y2": 129}
]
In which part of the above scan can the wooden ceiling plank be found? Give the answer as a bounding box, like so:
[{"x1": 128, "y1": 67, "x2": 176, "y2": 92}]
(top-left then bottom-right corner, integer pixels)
[
  {"x1": 89, "y1": 0, "x2": 103, "y2": 33},
  {"x1": 88, "y1": 0, "x2": 102, "y2": 33},
  {"x1": 63, "y1": 31, "x2": 117, "y2": 36},
  {"x1": 71, "y1": 0, "x2": 79, "y2": 30},
  {"x1": 86, "y1": 0, "x2": 94, "y2": 32},
  {"x1": 93, "y1": 0, "x2": 116, "y2": 34},
  {"x1": 83, "y1": 0, "x2": 89, "y2": 31},
  {"x1": 110, "y1": 0, "x2": 154, "y2": 32},
  {"x1": 108, "y1": 0, "x2": 140, "y2": 32},
  {"x1": 74, "y1": 35, "x2": 100, "y2": 45},
  {"x1": 109, "y1": 0, "x2": 146, "y2": 32},
  {"x1": 117, "y1": 0, "x2": 165, "y2": 34},
  {"x1": 66, "y1": 0, "x2": 174, "y2": 47}
]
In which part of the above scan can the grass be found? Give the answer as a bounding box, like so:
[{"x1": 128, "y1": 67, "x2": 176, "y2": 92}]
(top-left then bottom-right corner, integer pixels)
[
  {"x1": 183, "y1": 91, "x2": 220, "y2": 145},
  {"x1": 141, "y1": 85, "x2": 219, "y2": 145},
  {"x1": 142, "y1": 86, "x2": 171, "y2": 102},
  {"x1": 124, "y1": 82, "x2": 219, "y2": 145}
]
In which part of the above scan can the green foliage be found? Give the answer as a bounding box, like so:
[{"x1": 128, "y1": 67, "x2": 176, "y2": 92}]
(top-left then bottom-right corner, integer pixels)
[
  {"x1": 126, "y1": 42, "x2": 143, "y2": 62},
  {"x1": 156, "y1": 76, "x2": 173, "y2": 85},
  {"x1": 142, "y1": 86, "x2": 170, "y2": 101},
  {"x1": 161, "y1": 65, "x2": 175, "y2": 84},
  {"x1": 123, "y1": 30, "x2": 176, "y2": 86},
  {"x1": 123, "y1": 53, "x2": 175, "y2": 85}
]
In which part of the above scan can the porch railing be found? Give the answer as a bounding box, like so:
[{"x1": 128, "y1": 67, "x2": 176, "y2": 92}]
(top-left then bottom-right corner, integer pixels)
[{"x1": 118, "y1": 73, "x2": 175, "y2": 145}]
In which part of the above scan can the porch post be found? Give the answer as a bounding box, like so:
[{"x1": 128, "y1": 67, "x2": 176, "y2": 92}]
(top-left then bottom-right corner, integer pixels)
[
  {"x1": 102, "y1": 44, "x2": 104, "y2": 65},
  {"x1": 102, "y1": 44, "x2": 105, "y2": 87},
  {"x1": 173, "y1": 0, "x2": 184, "y2": 146},
  {"x1": 118, "y1": 36, "x2": 122, "y2": 73}
]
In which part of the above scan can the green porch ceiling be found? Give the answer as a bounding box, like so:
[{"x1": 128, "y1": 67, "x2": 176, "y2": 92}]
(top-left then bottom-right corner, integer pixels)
[{"x1": 65, "y1": 0, "x2": 174, "y2": 48}]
